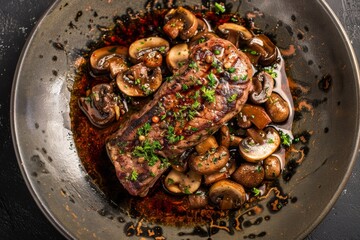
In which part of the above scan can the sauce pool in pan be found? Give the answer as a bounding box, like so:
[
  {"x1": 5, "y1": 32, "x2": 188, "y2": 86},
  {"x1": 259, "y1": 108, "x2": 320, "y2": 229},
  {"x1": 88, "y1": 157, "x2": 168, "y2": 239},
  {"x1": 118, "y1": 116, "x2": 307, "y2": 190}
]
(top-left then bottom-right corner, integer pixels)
[{"x1": 70, "y1": 5, "x2": 295, "y2": 226}]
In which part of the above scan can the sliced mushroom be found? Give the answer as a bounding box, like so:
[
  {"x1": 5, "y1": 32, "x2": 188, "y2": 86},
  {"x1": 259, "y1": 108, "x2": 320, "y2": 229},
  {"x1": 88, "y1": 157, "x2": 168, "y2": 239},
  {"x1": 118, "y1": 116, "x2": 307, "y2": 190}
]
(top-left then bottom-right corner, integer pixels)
[
  {"x1": 232, "y1": 163, "x2": 265, "y2": 188},
  {"x1": 166, "y1": 43, "x2": 189, "y2": 73},
  {"x1": 250, "y1": 71, "x2": 274, "y2": 104},
  {"x1": 204, "y1": 158, "x2": 236, "y2": 185},
  {"x1": 217, "y1": 23, "x2": 253, "y2": 47},
  {"x1": 246, "y1": 34, "x2": 278, "y2": 66},
  {"x1": 239, "y1": 127, "x2": 281, "y2": 163},
  {"x1": 240, "y1": 104, "x2": 272, "y2": 130},
  {"x1": 263, "y1": 155, "x2": 281, "y2": 180},
  {"x1": 116, "y1": 63, "x2": 162, "y2": 97},
  {"x1": 128, "y1": 37, "x2": 170, "y2": 66},
  {"x1": 164, "y1": 169, "x2": 201, "y2": 195},
  {"x1": 189, "y1": 146, "x2": 230, "y2": 175},
  {"x1": 209, "y1": 179, "x2": 246, "y2": 210},
  {"x1": 195, "y1": 136, "x2": 218, "y2": 155},
  {"x1": 188, "y1": 189, "x2": 209, "y2": 209},
  {"x1": 265, "y1": 92, "x2": 290, "y2": 123},
  {"x1": 78, "y1": 83, "x2": 123, "y2": 128},
  {"x1": 163, "y1": 7, "x2": 198, "y2": 40},
  {"x1": 90, "y1": 46, "x2": 129, "y2": 77}
]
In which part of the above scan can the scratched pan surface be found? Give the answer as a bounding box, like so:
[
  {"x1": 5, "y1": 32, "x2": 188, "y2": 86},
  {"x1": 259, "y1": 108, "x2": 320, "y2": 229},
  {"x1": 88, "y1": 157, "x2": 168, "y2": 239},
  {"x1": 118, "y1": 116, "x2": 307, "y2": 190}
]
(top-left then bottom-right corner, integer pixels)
[{"x1": 11, "y1": 0, "x2": 360, "y2": 239}]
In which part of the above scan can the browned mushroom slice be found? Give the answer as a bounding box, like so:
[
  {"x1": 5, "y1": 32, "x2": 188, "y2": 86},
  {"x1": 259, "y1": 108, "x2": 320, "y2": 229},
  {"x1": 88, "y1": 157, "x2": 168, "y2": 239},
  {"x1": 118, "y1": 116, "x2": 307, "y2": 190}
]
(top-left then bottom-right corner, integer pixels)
[
  {"x1": 250, "y1": 71, "x2": 274, "y2": 104},
  {"x1": 116, "y1": 63, "x2": 162, "y2": 97},
  {"x1": 265, "y1": 92, "x2": 290, "y2": 123},
  {"x1": 189, "y1": 146, "x2": 230, "y2": 175},
  {"x1": 246, "y1": 34, "x2": 278, "y2": 66},
  {"x1": 209, "y1": 179, "x2": 246, "y2": 210},
  {"x1": 239, "y1": 127, "x2": 281, "y2": 163},
  {"x1": 204, "y1": 158, "x2": 236, "y2": 185},
  {"x1": 217, "y1": 23, "x2": 253, "y2": 47},
  {"x1": 240, "y1": 104, "x2": 272, "y2": 130},
  {"x1": 232, "y1": 162, "x2": 265, "y2": 188},
  {"x1": 163, "y1": 7, "x2": 198, "y2": 40},
  {"x1": 128, "y1": 37, "x2": 169, "y2": 67},
  {"x1": 164, "y1": 169, "x2": 201, "y2": 195},
  {"x1": 78, "y1": 83, "x2": 124, "y2": 128},
  {"x1": 90, "y1": 46, "x2": 129, "y2": 76},
  {"x1": 166, "y1": 43, "x2": 189, "y2": 73},
  {"x1": 195, "y1": 136, "x2": 218, "y2": 155}
]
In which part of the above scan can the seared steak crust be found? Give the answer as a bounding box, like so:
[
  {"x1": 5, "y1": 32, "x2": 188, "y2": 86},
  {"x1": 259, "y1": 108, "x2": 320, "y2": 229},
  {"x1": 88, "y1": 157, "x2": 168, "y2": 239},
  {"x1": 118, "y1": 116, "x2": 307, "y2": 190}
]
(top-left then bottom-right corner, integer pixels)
[{"x1": 106, "y1": 38, "x2": 253, "y2": 196}]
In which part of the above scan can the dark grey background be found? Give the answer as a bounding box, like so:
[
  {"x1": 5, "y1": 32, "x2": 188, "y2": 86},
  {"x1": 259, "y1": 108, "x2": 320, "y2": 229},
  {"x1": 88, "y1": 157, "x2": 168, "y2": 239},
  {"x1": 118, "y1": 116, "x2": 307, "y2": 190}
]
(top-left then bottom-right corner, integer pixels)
[{"x1": 0, "y1": 0, "x2": 359, "y2": 239}]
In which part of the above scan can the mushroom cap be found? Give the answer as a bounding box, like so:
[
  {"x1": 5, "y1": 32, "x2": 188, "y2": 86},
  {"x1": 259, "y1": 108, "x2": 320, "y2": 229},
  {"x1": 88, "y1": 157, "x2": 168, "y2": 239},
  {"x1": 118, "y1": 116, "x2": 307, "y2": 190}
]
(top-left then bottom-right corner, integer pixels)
[
  {"x1": 116, "y1": 63, "x2": 162, "y2": 97},
  {"x1": 239, "y1": 127, "x2": 281, "y2": 162},
  {"x1": 250, "y1": 71, "x2": 274, "y2": 104},
  {"x1": 265, "y1": 92, "x2": 290, "y2": 123},
  {"x1": 217, "y1": 23, "x2": 253, "y2": 47},
  {"x1": 263, "y1": 155, "x2": 282, "y2": 180},
  {"x1": 164, "y1": 169, "x2": 201, "y2": 195},
  {"x1": 90, "y1": 46, "x2": 128, "y2": 74},
  {"x1": 209, "y1": 179, "x2": 246, "y2": 210},
  {"x1": 166, "y1": 43, "x2": 189, "y2": 73},
  {"x1": 231, "y1": 162, "x2": 265, "y2": 188},
  {"x1": 163, "y1": 7, "x2": 199, "y2": 40},
  {"x1": 128, "y1": 37, "x2": 170, "y2": 63},
  {"x1": 78, "y1": 83, "x2": 119, "y2": 128},
  {"x1": 189, "y1": 146, "x2": 230, "y2": 175},
  {"x1": 247, "y1": 34, "x2": 278, "y2": 66}
]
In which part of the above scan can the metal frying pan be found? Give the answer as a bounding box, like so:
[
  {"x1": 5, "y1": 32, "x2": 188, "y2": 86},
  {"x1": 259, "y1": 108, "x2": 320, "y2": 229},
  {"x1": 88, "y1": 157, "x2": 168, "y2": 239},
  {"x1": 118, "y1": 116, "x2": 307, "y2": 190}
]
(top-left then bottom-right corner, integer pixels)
[{"x1": 11, "y1": 0, "x2": 360, "y2": 239}]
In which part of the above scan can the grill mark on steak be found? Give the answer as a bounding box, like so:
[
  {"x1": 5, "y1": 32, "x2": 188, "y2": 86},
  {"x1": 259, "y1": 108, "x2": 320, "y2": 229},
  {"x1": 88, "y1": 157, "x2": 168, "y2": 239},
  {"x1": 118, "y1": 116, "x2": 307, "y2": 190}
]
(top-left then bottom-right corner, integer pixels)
[{"x1": 106, "y1": 38, "x2": 254, "y2": 197}]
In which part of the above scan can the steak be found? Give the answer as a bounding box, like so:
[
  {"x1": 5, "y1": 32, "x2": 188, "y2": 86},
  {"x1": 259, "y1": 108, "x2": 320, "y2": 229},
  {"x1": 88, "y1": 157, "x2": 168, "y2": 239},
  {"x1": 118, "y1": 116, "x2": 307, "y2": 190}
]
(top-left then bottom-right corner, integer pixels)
[{"x1": 106, "y1": 38, "x2": 253, "y2": 197}]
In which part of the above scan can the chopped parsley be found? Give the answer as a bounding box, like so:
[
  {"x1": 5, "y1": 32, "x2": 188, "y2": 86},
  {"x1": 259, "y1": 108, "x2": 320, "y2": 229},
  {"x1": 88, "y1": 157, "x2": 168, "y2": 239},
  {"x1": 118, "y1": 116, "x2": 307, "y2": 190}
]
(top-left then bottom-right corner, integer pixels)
[
  {"x1": 137, "y1": 122, "x2": 151, "y2": 136},
  {"x1": 187, "y1": 110, "x2": 198, "y2": 120},
  {"x1": 129, "y1": 169, "x2": 138, "y2": 181},
  {"x1": 183, "y1": 186, "x2": 191, "y2": 194},
  {"x1": 264, "y1": 65, "x2": 278, "y2": 79},
  {"x1": 158, "y1": 46, "x2": 166, "y2": 53},
  {"x1": 214, "y1": 2, "x2": 226, "y2": 14},
  {"x1": 207, "y1": 72, "x2": 217, "y2": 88},
  {"x1": 167, "y1": 178, "x2": 175, "y2": 185},
  {"x1": 191, "y1": 100, "x2": 201, "y2": 109},
  {"x1": 135, "y1": 78, "x2": 141, "y2": 85},
  {"x1": 201, "y1": 86, "x2": 216, "y2": 103},
  {"x1": 189, "y1": 61, "x2": 199, "y2": 71},
  {"x1": 182, "y1": 84, "x2": 189, "y2": 91},
  {"x1": 167, "y1": 125, "x2": 184, "y2": 144},
  {"x1": 252, "y1": 187, "x2": 261, "y2": 196},
  {"x1": 228, "y1": 67, "x2": 236, "y2": 73},
  {"x1": 132, "y1": 139, "x2": 163, "y2": 166},
  {"x1": 227, "y1": 93, "x2": 238, "y2": 103},
  {"x1": 279, "y1": 131, "x2": 292, "y2": 147}
]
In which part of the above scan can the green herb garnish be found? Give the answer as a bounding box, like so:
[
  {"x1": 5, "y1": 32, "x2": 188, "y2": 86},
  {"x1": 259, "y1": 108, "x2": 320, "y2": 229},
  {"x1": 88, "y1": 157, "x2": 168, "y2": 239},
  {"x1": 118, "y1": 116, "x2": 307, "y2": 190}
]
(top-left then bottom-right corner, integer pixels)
[
  {"x1": 167, "y1": 126, "x2": 184, "y2": 144},
  {"x1": 137, "y1": 122, "x2": 151, "y2": 136},
  {"x1": 129, "y1": 169, "x2": 138, "y2": 181},
  {"x1": 132, "y1": 139, "x2": 163, "y2": 166},
  {"x1": 201, "y1": 86, "x2": 216, "y2": 103},
  {"x1": 252, "y1": 187, "x2": 261, "y2": 196},
  {"x1": 227, "y1": 93, "x2": 238, "y2": 103},
  {"x1": 207, "y1": 72, "x2": 217, "y2": 87},
  {"x1": 279, "y1": 131, "x2": 292, "y2": 147},
  {"x1": 214, "y1": 2, "x2": 226, "y2": 14}
]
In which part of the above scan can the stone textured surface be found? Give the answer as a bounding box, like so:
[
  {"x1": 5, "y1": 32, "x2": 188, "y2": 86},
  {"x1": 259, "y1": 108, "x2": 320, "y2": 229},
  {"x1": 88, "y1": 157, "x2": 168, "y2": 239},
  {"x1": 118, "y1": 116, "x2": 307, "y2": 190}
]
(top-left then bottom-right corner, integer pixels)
[{"x1": 0, "y1": 0, "x2": 359, "y2": 239}]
